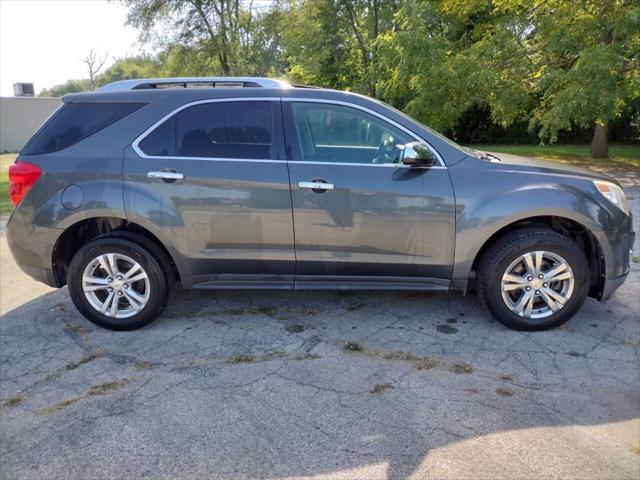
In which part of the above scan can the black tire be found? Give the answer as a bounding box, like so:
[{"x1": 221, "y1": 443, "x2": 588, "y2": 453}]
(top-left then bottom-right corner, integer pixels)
[
  {"x1": 477, "y1": 228, "x2": 590, "y2": 331},
  {"x1": 67, "y1": 235, "x2": 169, "y2": 331}
]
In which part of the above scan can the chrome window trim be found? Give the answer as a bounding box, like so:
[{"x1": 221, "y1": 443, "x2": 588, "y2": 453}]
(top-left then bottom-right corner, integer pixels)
[
  {"x1": 132, "y1": 97, "x2": 280, "y2": 160},
  {"x1": 132, "y1": 96, "x2": 447, "y2": 168},
  {"x1": 282, "y1": 97, "x2": 446, "y2": 167}
]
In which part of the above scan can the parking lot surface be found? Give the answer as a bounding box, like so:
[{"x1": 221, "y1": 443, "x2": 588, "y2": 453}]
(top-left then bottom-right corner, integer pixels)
[{"x1": 1, "y1": 186, "x2": 639, "y2": 480}]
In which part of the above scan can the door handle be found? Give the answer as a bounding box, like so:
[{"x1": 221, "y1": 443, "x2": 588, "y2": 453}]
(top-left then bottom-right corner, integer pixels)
[
  {"x1": 148, "y1": 171, "x2": 184, "y2": 181},
  {"x1": 298, "y1": 181, "x2": 334, "y2": 191}
]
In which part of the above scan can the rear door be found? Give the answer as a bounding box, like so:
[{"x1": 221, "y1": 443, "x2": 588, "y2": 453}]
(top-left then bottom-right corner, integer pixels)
[
  {"x1": 283, "y1": 99, "x2": 455, "y2": 286},
  {"x1": 123, "y1": 98, "x2": 295, "y2": 288}
]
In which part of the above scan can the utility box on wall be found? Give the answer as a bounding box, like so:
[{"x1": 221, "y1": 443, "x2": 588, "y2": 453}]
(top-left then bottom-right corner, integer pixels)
[{"x1": 13, "y1": 83, "x2": 35, "y2": 97}]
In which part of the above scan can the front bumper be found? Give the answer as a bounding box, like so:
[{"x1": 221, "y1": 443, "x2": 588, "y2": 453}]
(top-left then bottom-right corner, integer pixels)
[{"x1": 596, "y1": 227, "x2": 635, "y2": 301}]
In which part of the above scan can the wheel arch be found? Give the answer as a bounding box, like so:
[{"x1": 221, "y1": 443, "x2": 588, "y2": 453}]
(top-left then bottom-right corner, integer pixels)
[
  {"x1": 457, "y1": 215, "x2": 605, "y2": 299},
  {"x1": 52, "y1": 216, "x2": 180, "y2": 287}
]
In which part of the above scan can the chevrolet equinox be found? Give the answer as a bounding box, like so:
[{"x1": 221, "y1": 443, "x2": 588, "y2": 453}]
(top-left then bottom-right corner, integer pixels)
[{"x1": 6, "y1": 77, "x2": 635, "y2": 331}]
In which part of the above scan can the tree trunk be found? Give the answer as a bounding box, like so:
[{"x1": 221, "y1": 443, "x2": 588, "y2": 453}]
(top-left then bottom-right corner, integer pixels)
[{"x1": 590, "y1": 123, "x2": 609, "y2": 159}]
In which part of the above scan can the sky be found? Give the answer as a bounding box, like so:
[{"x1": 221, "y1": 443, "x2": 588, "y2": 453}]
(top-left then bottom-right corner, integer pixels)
[{"x1": 0, "y1": 0, "x2": 140, "y2": 96}]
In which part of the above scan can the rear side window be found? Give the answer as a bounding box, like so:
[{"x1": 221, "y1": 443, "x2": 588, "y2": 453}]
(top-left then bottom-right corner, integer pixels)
[
  {"x1": 138, "y1": 101, "x2": 274, "y2": 159},
  {"x1": 21, "y1": 102, "x2": 145, "y2": 155}
]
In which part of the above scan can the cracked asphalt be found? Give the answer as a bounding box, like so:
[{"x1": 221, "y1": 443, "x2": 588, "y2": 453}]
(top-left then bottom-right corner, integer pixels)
[{"x1": 1, "y1": 185, "x2": 639, "y2": 480}]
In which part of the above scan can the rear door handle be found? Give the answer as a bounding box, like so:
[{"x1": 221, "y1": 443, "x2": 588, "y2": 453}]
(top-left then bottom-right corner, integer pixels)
[
  {"x1": 148, "y1": 171, "x2": 184, "y2": 181},
  {"x1": 298, "y1": 181, "x2": 334, "y2": 191}
]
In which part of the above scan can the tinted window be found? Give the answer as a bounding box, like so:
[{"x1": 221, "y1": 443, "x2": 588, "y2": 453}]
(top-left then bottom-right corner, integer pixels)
[
  {"x1": 22, "y1": 102, "x2": 145, "y2": 155},
  {"x1": 290, "y1": 102, "x2": 413, "y2": 164},
  {"x1": 139, "y1": 101, "x2": 274, "y2": 159}
]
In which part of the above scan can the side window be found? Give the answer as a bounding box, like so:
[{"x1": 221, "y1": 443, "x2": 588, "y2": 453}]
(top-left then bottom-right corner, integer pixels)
[
  {"x1": 290, "y1": 102, "x2": 413, "y2": 164},
  {"x1": 138, "y1": 101, "x2": 274, "y2": 159},
  {"x1": 21, "y1": 102, "x2": 146, "y2": 155}
]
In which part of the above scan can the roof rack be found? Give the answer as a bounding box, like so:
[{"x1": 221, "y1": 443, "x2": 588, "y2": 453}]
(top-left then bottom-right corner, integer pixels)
[{"x1": 95, "y1": 77, "x2": 292, "y2": 93}]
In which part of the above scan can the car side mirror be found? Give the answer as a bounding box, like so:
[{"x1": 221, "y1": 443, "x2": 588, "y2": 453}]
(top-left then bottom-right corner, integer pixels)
[{"x1": 401, "y1": 142, "x2": 435, "y2": 166}]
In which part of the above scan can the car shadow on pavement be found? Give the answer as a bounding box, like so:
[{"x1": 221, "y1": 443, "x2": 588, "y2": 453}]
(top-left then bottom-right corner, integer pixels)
[{"x1": 1, "y1": 277, "x2": 639, "y2": 480}]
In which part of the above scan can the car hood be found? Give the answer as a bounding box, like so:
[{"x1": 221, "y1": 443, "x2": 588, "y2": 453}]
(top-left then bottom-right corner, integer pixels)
[{"x1": 484, "y1": 152, "x2": 616, "y2": 184}]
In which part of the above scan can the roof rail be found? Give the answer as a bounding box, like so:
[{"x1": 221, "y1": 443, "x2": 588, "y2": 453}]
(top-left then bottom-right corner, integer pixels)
[{"x1": 95, "y1": 77, "x2": 292, "y2": 93}]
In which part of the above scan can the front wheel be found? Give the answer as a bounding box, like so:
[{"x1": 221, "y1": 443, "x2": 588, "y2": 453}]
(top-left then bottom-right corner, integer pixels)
[
  {"x1": 477, "y1": 229, "x2": 591, "y2": 331},
  {"x1": 67, "y1": 236, "x2": 169, "y2": 330}
]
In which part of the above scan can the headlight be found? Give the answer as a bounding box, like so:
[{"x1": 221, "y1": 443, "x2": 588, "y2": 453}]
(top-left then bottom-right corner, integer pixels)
[{"x1": 593, "y1": 180, "x2": 630, "y2": 215}]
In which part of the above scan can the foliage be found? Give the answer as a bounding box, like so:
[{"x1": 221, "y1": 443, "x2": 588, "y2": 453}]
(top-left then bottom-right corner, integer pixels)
[
  {"x1": 96, "y1": 54, "x2": 162, "y2": 86},
  {"x1": 121, "y1": 0, "x2": 287, "y2": 76},
  {"x1": 39, "y1": 78, "x2": 92, "y2": 97},
  {"x1": 528, "y1": 0, "x2": 640, "y2": 145}
]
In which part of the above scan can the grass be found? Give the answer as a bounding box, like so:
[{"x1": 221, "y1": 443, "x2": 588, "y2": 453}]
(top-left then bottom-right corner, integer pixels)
[
  {"x1": 469, "y1": 144, "x2": 640, "y2": 169},
  {"x1": 3, "y1": 394, "x2": 24, "y2": 407},
  {"x1": 0, "y1": 153, "x2": 16, "y2": 216}
]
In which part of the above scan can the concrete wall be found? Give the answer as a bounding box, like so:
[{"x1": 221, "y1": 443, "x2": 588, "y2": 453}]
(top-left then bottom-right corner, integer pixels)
[{"x1": 0, "y1": 97, "x2": 62, "y2": 153}]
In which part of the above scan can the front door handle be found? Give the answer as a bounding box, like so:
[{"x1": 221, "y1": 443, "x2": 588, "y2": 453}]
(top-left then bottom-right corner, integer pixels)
[
  {"x1": 148, "y1": 170, "x2": 184, "y2": 182},
  {"x1": 298, "y1": 181, "x2": 334, "y2": 191}
]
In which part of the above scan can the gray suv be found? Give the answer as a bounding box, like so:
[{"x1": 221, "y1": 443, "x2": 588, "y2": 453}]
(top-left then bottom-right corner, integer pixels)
[{"x1": 7, "y1": 77, "x2": 635, "y2": 331}]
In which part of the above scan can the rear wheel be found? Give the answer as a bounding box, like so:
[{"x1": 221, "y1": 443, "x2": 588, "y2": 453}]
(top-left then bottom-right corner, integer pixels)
[
  {"x1": 477, "y1": 229, "x2": 590, "y2": 331},
  {"x1": 68, "y1": 236, "x2": 168, "y2": 330}
]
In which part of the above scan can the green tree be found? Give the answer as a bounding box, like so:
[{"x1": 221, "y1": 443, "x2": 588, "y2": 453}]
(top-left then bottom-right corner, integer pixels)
[
  {"x1": 528, "y1": 0, "x2": 639, "y2": 158},
  {"x1": 120, "y1": 0, "x2": 287, "y2": 76},
  {"x1": 96, "y1": 54, "x2": 162, "y2": 86},
  {"x1": 283, "y1": 0, "x2": 400, "y2": 97},
  {"x1": 376, "y1": 0, "x2": 533, "y2": 132},
  {"x1": 39, "y1": 78, "x2": 92, "y2": 97}
]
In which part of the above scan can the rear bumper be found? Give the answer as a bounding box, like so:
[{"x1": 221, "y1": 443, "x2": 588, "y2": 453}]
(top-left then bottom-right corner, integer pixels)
[{"x1": 6, "y1": 210, "x2": 61, "y2": 288}]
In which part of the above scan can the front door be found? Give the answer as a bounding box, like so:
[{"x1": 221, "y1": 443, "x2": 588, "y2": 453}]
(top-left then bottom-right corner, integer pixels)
[
  {"x1": 124, "y1": 98, "x2": 295, "y2": 288},
  {"x1": 283, "y1": 100, "x2": 455, "y2": 287}
]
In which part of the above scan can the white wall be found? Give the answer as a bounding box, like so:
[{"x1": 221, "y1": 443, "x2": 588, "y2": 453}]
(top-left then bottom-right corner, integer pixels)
[{"x1": 0, "y1": 97, "x2": 62, "y2": 152}]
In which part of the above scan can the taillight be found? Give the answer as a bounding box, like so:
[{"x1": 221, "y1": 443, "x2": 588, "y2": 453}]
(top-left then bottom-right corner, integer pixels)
[{"x1": 8, "y1": 161, "x2": 42, "y2": 207}]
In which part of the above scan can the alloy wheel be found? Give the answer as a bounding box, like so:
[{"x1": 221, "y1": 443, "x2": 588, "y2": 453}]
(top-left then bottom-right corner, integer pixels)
[
  {"x1": 500, "y1": 250, "x2": 575, "y2": 319},
  {"x1": 82, "y1": 253, "x2": 150, "y2": 318}
]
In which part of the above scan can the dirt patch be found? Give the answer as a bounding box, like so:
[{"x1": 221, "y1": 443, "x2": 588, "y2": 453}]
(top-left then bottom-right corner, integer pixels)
[
  {"x1": 436, "y1": 324, "x2": 458, "y2": 334},
  {"x1": 134, "y1": 360, "x2": 154, "y2": 371},
  {"x1": 346, "y1": 344, "x2": 443, "y2": 371},
  {"x1": 294, "y1": 353, "x2": 321, "y2": 361},
  {"x1": 370, "y1": 383, "x2": 394, "y2": 395},
  {"x1": 228, "y1": 354, "x2": 255, "y2": 364},
  {"x1": 500, "y1": 373, "x2": 513, "y2": 381},
  {"x1": 3, "y1": 394, "x2": 24, "y2": 407},
  {"x1": 227, "y1": 350, "x2": 286, "y2": 365},
  {"x1": 450, "y1": 362, "x2": 473, "y2": 374},
  {"x1": 285, "y1": 324, "x2": 305, "y2": 333},
  {"x1": 344, "y1": 341, "x2": 363, "y2": 352},
  {"x1": 88, "y1": 378, "x2": 134, "y2": 396},
  {"x1": 496, "y1": 387, "x2": 516, "y2": 397},
  {"x1": 260, "y1": 350, "x2": 286, "y2": 361},
  {"x1": 64, "y1": 321, "x2": 90, "y2": 335},
  {"x1": 188, "y1": 359, "x2": 208, "y2": 367},
  {"x1": 37, "y1": 398, "x2": 80, "y2": 415},
  {"x1": 64, "y1": 348, "x2": 104, "y2": 370},
  {"x1": 412, "y1": 357, "x2": 442, "y2": 370}
]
